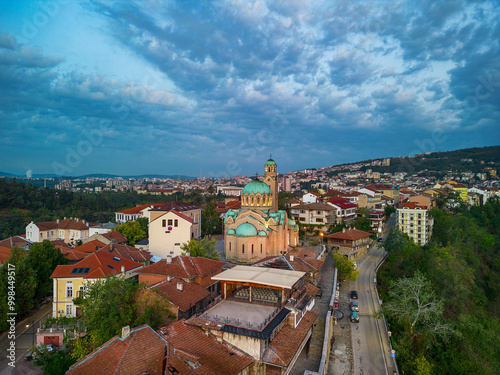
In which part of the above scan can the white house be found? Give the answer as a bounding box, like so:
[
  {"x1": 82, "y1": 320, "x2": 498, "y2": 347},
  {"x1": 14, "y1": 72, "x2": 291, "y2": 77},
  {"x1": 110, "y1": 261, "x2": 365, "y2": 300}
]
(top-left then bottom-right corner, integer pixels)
[{"x1": 148, "y1": 210, "x2": 193, "y2": 259}]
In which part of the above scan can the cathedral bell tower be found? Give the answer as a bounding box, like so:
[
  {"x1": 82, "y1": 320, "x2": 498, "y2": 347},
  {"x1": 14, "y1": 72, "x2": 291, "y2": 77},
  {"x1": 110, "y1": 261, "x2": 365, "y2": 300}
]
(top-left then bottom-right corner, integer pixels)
[{"x1": 263, "y1": 156, "x2": 278, "y2": 212}]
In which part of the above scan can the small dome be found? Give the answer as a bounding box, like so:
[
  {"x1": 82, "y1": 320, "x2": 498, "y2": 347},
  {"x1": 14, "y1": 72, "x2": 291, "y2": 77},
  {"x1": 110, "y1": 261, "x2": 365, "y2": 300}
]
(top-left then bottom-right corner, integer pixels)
[
  {"x1": 258, "y1": 230, "x2": 267, "y2": 237},
  {"x1": 227, "y1": 229, "x2": 235, "y2": 235},
  {"x1": 265, "y1": 159, "x2": 276, "y2": 166},
  {"x1": 242, "y1": 180, "x2": 271, "y2": 195},
  {"x1": 235, "y1": 223, "x2": 258, "y2": 237}
]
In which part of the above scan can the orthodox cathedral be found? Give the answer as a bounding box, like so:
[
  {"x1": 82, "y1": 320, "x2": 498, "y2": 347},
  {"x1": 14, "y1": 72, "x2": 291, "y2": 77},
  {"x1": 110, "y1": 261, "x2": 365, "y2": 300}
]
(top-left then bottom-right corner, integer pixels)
[{"x1": 224, "y1": 158, "x2": 299, "y2": 262}]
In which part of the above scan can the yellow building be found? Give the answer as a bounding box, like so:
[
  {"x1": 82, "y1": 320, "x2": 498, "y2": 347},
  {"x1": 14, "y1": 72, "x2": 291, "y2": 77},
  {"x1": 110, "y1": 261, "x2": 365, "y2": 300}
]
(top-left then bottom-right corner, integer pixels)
[
  {"x1": 50, "y1": 251, "x2": 143, "y2": 318},
  {"x1": 397, "y1": 203, "x2": 433, "y2": 245},
  {"x1": 224, "y1": 159, "x2": 299, "y2": 263}
]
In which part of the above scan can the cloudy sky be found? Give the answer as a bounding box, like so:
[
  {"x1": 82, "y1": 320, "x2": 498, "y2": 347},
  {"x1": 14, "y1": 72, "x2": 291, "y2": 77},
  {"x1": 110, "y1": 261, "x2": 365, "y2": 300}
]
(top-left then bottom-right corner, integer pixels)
[{"x1": 0, "y1": 0, "x2": 498, "y2": 178}]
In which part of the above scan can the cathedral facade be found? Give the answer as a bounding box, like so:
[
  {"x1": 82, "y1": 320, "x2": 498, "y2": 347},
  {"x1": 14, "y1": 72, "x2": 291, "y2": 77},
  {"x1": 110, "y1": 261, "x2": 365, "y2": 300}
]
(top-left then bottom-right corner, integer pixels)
[{"x1": 224, "y1": 159, "x2": 299, "y2": 263}]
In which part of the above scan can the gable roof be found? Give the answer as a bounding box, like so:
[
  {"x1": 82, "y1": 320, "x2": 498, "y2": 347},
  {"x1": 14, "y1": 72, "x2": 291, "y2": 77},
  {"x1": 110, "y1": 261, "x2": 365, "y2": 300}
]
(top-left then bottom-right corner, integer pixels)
[
  {"x1": 0, "y1": 236, "x2": 32, "y2": 249},
  {"x1": 73, "y1": 240, "x2": 106, "y2": 253},
  {"x1": 98, "y1": 243, "x2": 152, "y2": 263},
  {"x1": 33, "y1": 218, "x2": 93, "y2": 231},
  {"x1": 325, "y1": 228, "x2": 372, "y2": 241},
  {"x1": 66, "y1": 325, "x2": 167, "y2": 375},
  {"x1": 0, "y1": 245, "x2": 13, "y2": 265},
  {"x1": 50, "y1": 250, "x2": 143, "y2": 279},
  {"x1": 115, "y1": 203, "x2": 163, "y2": 215},
  {"x1": 102, "y1": 231, "x2": 128, "y2": 244},
  {"x1": 149, "y1": 278, "x2": 210, "y2": 312},
  {"x1": 137, "y1": 256, "x2": 224, "y2": 280},
  {"x1": 151, "y1": 201, "x2": 201, "y2": 213},
  {"x1": 149, "y1": 209, "x2": 193, "y2": 225},
  {"x1": 291, "y1": 202, "x2": 336, "y2": 211},
  {"x1": 327, "y1": 198, "x2": 357, "y2": 209},
  {"x1": 59, "y1": 248, "x2": 91, "y2": 262},
  {"x1": 160, "y1": 320, "x2": 253, "y2": 375}
]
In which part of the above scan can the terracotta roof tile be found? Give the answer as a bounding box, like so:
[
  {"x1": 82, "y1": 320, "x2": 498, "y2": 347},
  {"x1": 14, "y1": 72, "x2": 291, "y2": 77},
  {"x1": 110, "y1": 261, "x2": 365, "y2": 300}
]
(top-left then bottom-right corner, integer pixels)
[
  {"x1": 327, "y1": 198, "x2": 357, "y2": 209},
  {"x1": 325, "y1": 228, "x2": 372, "y2": 241},
  {"x1": 73, "y1": 240, "x2": 106, "y2": 253},
  {"x1": 67, "y1": 325, "x2": 167, "y2": 375},
  {"x1": 51, "y1": 251, "x2": 143, "y2": 279},
  {"x1": 116, "y1": 203, "x2": 163, "y2": 215},
  {"x1": 161, "y1": 320, "x2": 253, "y2": 374},
  {"x1": 34, "y1": 218, "x2": 93, "y2": 231},
  {"x1": 149, "y1": 278, "x2": 210, "y2": 312},
  {"x1": 0, "y1": 236, "x2": 31, "y2": 249},
  {"x1": 102, "y1": 231, "x2": 128, "y2": 244},
  {"x1": 98, "y1": 243, "x2": 152, "y2": 263},
  {"x1": 59, "y1": 248, "x2": 90, "y2": 262},
  {"x1": 137, "y1": 256, "x2": 224, "y2": 280}
]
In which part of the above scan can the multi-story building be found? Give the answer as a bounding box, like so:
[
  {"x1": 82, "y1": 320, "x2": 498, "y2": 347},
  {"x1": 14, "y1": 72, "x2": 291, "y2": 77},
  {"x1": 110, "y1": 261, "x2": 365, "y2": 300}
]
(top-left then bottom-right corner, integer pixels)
[
  {"x1": 289, "y1": 202, "x2": 336, "y2": 226},
  {"x1": 50, "y1": 251, "x2": 143, "y2": 318},
  {"x1": 114, "y1": 203, "x2": 163, "y2": 223},
  {"x1": 325, "y1": 228, "x2": 372, "y2": 259},
  {"x1": 26, "y1": 218, "x2": 92, "y2": 244},
  {"x1": 149, "y1": 201, "x2": 202, "y2": 239},
  {"x1": 397, "y1": 202, "x2": 434, "y2": 245},
  {"x1": 326, "y1": 198, "x2": 357, "y2": 224}
]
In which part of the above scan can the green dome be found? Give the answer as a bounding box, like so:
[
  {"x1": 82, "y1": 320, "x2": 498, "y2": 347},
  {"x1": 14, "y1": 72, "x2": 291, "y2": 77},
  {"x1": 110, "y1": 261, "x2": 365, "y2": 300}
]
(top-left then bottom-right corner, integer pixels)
[
  {"x1": 258, "y1": 230, "x2": 267, "y2": 237},
  {"x1": 235, "y1": 223, "x2": 258, "y2": 237},
  {"x1": 242, "y1": 180, "x2": 271, "y2": 195},
  {"x1": 265, "y1": 159, "x2": 276, "y2": 166},
  {"x1": 227, "y1": 229, "x2": 235, "y2": 235}
]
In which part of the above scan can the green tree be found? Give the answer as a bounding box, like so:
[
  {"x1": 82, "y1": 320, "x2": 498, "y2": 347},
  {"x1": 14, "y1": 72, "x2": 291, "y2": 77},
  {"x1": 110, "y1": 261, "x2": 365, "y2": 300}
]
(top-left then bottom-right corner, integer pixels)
[
  {"x1": 181, "y1": 238, "x2": 219, "y2": 260},
  {"x1": 115, "y1": 221, "x2": 146, "y2": 245},
  {"x1": 201, "y1": 201, "x2": 222, "y2": 235},
  {"x1": 332, "y1": 253, "x2": 359, "y2": 281},
  {"x1": 42, "y1": 351, "x2": 76, "y2": 375},
  {"x1": 384, "y1": 205, "x2": 396, "y2": 218},
  {"x1": 27, "y1": 240, "x2": 68, "y2": 302}
]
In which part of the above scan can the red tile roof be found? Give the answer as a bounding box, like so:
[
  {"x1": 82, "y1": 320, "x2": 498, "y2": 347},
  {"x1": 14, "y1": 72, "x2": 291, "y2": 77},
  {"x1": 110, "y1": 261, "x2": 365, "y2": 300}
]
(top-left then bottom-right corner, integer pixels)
[
  {"x1": 149, "y1": 278, "x2": 210, "y2": 312},
  {"x1": 325, "y1": 228, "x2": 372, "y2": 241},
  {"x1": 115, "y1": 203, "x2": 163, "y2": 215},
  {"x1": 0, "y1": 246, "x2": 12, "y2": 265},
  {"x1": 398, "y1": 202, "x2": 428, "y2": 210},
  {"x1": 50, "y1": 239, "x2": 71, "y2": 248},
  {"x1": 67, "y1": 325, "x2": 167, "y2": 375},
  {"x1": 263, "y1": 311, "x2": 318, "y2": 367},
  {"x1": 59, "y1": 248, "x2": 90, "y2": 262},
  {"x1": 34, "y1": 218, "x2": 93, "y2": 231},
  {"x1": 73, "y1": 240, "x2": 106, "y2": 253},
  {"x1": 0, "y1": 236, "x2": 31, "y2": 249},
  {"x1": 102, "y1": 231, "x2": 128, "y2": 244},
  {"x1": 160, "y1": 320, "x2": 253, "y2": 374},
  {"x1": 327, "y1": 198, "x2": 357, "y2": 209},
  {"x1": 137, "y1": 256, "x2": 225, "y2": 280},
  {"x1": 98, "y1": 243, "x2": 152, "y2": 263},
  {"x1": 50, "y1": 250, "x2": 143, "y2": 279}
]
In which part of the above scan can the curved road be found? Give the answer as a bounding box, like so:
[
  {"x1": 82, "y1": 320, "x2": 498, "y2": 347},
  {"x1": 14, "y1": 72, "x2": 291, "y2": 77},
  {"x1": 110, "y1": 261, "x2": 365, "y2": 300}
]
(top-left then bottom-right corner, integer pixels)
[{"x1": 350, "y1": 244, "x2": 395, "y2": 375}]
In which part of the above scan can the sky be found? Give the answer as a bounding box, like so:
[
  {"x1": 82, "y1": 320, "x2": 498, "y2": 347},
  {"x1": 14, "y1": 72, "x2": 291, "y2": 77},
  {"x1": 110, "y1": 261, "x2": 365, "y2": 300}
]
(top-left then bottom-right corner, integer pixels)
[{"x1": 0, "y1": 0, "x2": 499, "y2": 178}]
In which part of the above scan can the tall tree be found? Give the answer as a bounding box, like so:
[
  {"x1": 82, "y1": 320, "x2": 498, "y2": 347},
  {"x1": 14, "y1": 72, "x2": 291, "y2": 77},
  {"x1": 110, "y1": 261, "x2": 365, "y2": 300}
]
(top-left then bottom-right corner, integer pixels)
[
  {"x1": 181, "y1": 238, "x2": 219, "y2": 260},
  {"x1": 332, "y1": 253, "x2": 359, "y2": 281},
  {"x1": 115, "y1": 221, "x2": 146, "y2": 245}
]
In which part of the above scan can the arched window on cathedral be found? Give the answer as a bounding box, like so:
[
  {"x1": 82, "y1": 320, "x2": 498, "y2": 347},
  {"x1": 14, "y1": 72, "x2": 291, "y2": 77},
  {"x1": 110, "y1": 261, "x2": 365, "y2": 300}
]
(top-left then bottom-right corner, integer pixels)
[
  {"x1": 251, "y1": 244, "x2": 254, "y2": 254},
  {"x1": 229, "y1": 242, "x2": 231, "y2": 251},
  {"x1": 242, "y1": 244, "x2": 245, "y2": 254},
  {"x1": 260, "y1": 244, "x2": 263, "y2": 253},
  {"x1": 256, "y1": 195, "x2": 260, "y2": 206}
]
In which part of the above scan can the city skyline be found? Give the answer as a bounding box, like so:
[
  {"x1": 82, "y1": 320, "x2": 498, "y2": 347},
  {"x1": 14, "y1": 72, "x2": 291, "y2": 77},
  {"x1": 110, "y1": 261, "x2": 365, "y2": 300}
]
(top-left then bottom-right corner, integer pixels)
[{"x1": 0, "y1": 1, "x2": 499, "y2": 178}]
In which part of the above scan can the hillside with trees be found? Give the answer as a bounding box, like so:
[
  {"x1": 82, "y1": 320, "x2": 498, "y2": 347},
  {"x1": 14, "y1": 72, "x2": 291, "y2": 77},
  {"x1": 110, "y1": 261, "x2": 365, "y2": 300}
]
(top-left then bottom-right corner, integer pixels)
[{"x1": 378, "y1": 198, "x2": 500, "y2": 374}]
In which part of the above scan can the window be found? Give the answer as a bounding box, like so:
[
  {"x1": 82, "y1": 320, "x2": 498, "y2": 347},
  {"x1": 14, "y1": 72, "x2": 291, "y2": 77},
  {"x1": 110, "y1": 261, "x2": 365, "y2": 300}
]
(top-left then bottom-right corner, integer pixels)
[
  {"x1": 162, "y1": 220, "x2": 166, "y2": 227},
  {"x1": 168, "y1": 219, "x2": 173, "y2": 226},
  {"x1": 40, "y1": 233, "x2": 43, "y2": 238},
  {"x1": 66, "y1": 286, "x2": 73, "y2": 298},
  {"x1": 66, "y1": 304, "x2": 73, "y2": 316},
  {"x1": 260, "y1": 244, "x2": 263, "y2": 253},
  {"x1": 229, "y1": 242, "x2": 231, "y2": 251},
  {"x1": 300, "y1": 210, "x2": 305, "y2": 214},
  {"x1": 251, "y1": 244, "x2": 254, "y2": 254},
  {"x1": 316, "y1": 218, "x2": 323, "y2": 222},
  {"x1": 242, "y1": 245, "x2": 245, "y2": 254},
  {"x1": 317, "y1": 211, "x2": 321, "y2": 214},
  {"x1": 174, "y1": 219, "x2": 178, "y2": 227}
]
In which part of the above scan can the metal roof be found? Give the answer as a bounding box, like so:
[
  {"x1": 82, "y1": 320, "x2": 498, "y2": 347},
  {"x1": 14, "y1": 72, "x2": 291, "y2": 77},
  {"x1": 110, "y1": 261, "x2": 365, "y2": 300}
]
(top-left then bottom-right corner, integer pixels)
[{"x1": 212, "y1": 265, "x2": 305, "y2": 289}]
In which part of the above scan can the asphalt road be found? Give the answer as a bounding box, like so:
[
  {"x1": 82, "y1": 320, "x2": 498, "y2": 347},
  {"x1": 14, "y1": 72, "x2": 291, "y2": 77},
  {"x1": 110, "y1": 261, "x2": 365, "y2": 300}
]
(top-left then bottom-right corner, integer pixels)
[
  {"x1": 350, "y1": 244, "x2": 394, "y2": 375},
  {"x1": 0, "y1": 303, "x2": 51, "y2": 375}
]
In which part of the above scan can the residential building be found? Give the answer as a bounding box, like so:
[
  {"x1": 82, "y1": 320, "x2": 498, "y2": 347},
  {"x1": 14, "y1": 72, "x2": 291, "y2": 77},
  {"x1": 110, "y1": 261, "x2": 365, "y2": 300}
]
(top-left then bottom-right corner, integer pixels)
[
  {"x1": 114, "y1": 203, "x2": 163, "y2": 223},
  {"x1": 26, "y1": 218, "x2": 92, "y2": 244},
  {"x1": 187, "y1": 265, "x2": 318, "y2": 374},
  {"x1": 159, "y1": 320, "x2": 254, "y2": 375},
  {"x1": 50, "y1": 251, "x2": 143, "y2": 318},
  {"x1": 325, "y1": 228, "x2": 372, "y2": 259},
  {"x1": 149, "y1": 201, "x2": 202, "y2": 239},
  {"x1": 289, "y1": 202, "x2": 336, "y2": 226},
  {"x1": 66, "y1": 325, "x2": 168, "y2": 375},
  {"x1": 397, "y1": 202, "x2": 434, "y2": 245},
  {"x1": 98, "y1": 243, "x2": 153, "y2": 266},
  {"x1": 224, "y1": 159, "x2": 299, "y2": 263},
  {"x1": 302, "y1": 192, "x2": 319, "y2": 203},
  {"x1": 82, "y1": 231, "x2": 128, "y2": 246},
  {"x1": 216, "y1": 186, "x2": 244, "y2": 196},
  {"x1": 0, "y1": 236, "x2": 32, "y2": 250},
  {"x1": 148, "y1": 209, "x2": 194, "y2": 259},
  {"x1": 326, "y1": 198, "x2": 357, "y2": 224},
  {"x1": 88, "y1": 222, "x2": 116, "y2": 236}
]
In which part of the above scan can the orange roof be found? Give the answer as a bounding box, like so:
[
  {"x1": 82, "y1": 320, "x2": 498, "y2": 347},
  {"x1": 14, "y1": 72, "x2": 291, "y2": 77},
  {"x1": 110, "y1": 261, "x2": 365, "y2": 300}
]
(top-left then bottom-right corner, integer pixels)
[
  {"x1": 115, "y1": 203, "x2": 163, "y2": 215},
  {"x1": 102, "y1": 231, "x2": 128, "y2": 244},
  {"x1": 34, "y1": 218, "x2": 93, "y2": 231},
  {"x1": 50, "y1": 239, "x2": 71, "y2": 248},
  {"x1": 325, "y1": 228, "x2": 372, "y2": 241},
  {"x1": 149, "y1": 209, "x2": 193, "y2": 225},
  {"x1": 149, "y1": 278, "x2": 210, "y2": 312},
  {"x1": 59, "y1": 248, "x2": 90, "y2": 262},
  {"x1": 98, "y1": 243, "x2": 152, "y2": 263},
  {"x1": 137, "y1": 256, "x2": 225, "y2": 280},
  {"x1": 0, "y1": 236, "x2": 31, "y2": 249},
  {"x1": 67, "y1": 325, "x2": 167, "y2": 375},
  {"x1": 0, "y1": 245, "x2": 12, "y2": 265},
  {"x1": 263, "y1": 311, "x2": 318, "y2": 367},
  {"x1": 51, "y1": 251, "x2": 143, "y2": 279},
  {"x1": 160, "y1": 320, "x2": 253, "y2": 374},
  {"x1": 73, "y1": 240, "x2": 106, "y2": 253}
]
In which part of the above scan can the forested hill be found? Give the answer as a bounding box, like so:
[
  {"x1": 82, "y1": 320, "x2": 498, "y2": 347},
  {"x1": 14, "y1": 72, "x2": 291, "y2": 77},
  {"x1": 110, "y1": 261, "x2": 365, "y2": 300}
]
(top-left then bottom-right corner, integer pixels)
[{"x1": 358, "y1": 145, "x2": 500, "y2": 174}]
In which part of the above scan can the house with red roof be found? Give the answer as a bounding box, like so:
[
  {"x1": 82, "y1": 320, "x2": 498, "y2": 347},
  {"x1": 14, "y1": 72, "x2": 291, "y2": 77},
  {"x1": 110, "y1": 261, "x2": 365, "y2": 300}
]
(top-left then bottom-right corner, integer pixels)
[
  {"x1": 114, "y1": 203, "x2": 163, "y2": 224},
  {"x1": 82, "y1": 231, "x2": 128, "y2": 246},
  {"x1": 66, "y1": 325, "x2": 168, "y2": 375},
  {"x1": 148, "y1": 209, "x2": 195, "y2": 259},
  {"x1": 26, "y1": 218, "x2": 93, "y2": 245},
  {"x1": 397, "y1": 202, "x2": 433, "y2": 245},
  {"x1": 326, "y1": 198, "x2": 358, "y2": 224},
  {"x1": 97, "y1": 243, "x2": 153, "y2": 265},
  {"x1": 325, "y1": 228, "x2": 372, "y2": 259},
  {"x1": 289, "y1": 202, "x2": 337, "y2": 227},
  {"x1": 150, "y1": 201, "x2": 202, "y2": 240},
  {"x1": 50, "y1": 251, "x2": 143, "y2": 318}
]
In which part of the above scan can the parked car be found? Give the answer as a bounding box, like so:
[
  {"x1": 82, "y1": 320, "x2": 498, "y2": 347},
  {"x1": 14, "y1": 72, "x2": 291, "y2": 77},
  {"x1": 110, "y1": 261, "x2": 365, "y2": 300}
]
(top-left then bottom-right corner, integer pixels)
[
  {"x1": 350, "y1": 290, "x2": 358, "y2": 299},
  {"x1": 377, "y1": 237, "x2": 383, "y2": 242},
  {"x1": 24, "y1": 351, "x2": 33, "y2": 361},
  {"x1": 350, "y1": 301, "x2": 359, "y2": 312},
  {"x1": 350, "y1": 311, "x2": 359, "y2": 323}
]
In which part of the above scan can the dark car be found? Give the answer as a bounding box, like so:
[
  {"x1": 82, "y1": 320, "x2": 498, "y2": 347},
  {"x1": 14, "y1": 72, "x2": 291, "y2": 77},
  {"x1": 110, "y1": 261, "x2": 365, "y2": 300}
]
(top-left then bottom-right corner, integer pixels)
[
  {"x1": 377, "y1": 237, "x2": 383, "y2": 242},
  {"x1": 350, "y1": 301, "x2": 359, "y2": 312},
  {"x1": 24, "y1": 351, "x2": 33, "y2": 361},
  {"x1": 350, "y1": 290, "x2": 358, "y2": 299},
  {"x1": 350, "y1": 311, "x2": 359, "y2": 323}
]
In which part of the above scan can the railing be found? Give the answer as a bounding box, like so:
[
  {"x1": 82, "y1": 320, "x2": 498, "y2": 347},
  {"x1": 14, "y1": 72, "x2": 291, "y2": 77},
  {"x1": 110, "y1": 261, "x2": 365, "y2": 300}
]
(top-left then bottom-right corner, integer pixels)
[{"x1": 203, "y1": 306, "x2": 281, "y2": 331}]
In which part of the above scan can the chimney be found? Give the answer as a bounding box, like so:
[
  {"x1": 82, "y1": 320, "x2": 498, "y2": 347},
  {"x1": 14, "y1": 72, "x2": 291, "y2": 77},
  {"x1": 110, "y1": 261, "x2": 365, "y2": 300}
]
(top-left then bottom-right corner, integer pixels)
[
  {"x1": 121, "y1": 265, "x2": 125, "y2": 273},
  {"x1": 121, "y1": 326, "x2": 130, "y2": 339},
  {"x1": 290, "y1": 255, "x2": 294, "y2": 262},
  {"x1": 166, "y1": 255, "x2": 172, "y2": 264},
  {"x1": 110, "y1": 243, "x2": 114, "y2": 251},
  {"x1": 342, "y1": 227, "x2": 346, "y2": 233},
  {"x1": 64, "y1": 217, "x2": 67, "y2": 220},
  {"x1": 56, "y1": 219, "x2": 60, "y2": 224},
  {"x1": 167, "y1": 276, "x2": 172, "y2": 282},
  {"x1": 177, "y1": 282, "x2": 183, "y2": 292},
  {"x1": 76, "y1": 218, "x2": 79, "y2": 222}
]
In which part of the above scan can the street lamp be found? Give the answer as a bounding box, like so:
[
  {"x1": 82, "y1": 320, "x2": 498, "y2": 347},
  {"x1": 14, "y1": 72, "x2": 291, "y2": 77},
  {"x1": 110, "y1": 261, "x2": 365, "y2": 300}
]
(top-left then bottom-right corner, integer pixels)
[
  {"x1": 319, "y1": 232, "x2": 324, "y2": 251},
  {"x1": 25, "y1": 321, "x2": 35, "y2": 349}
]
